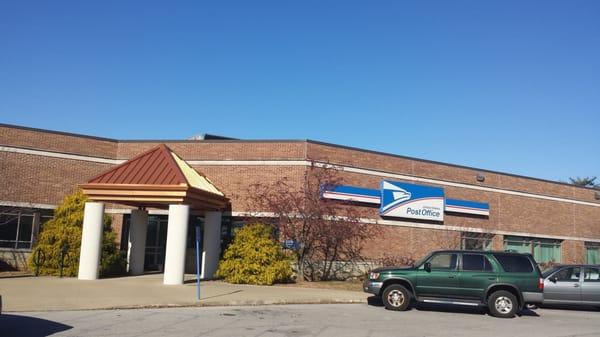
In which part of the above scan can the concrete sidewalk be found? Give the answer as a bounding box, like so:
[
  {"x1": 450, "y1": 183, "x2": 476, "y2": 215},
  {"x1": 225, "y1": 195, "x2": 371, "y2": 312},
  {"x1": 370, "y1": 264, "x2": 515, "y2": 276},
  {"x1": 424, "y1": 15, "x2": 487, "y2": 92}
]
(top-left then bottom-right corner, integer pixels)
[{"x1": 0, "y1": 274, "x2": 368, "y2": 312}]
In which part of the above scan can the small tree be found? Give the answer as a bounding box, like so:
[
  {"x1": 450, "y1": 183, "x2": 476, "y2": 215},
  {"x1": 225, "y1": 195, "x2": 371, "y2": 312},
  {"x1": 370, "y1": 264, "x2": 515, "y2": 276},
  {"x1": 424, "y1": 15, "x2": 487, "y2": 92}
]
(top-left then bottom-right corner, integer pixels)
[
  {"x1": 216, "y1": 223, "x2": 292, "y2": 285},
  {"x1": 247, "y1": 163, "x2": 380, "y2": 281},
  {"x1": 28, "y1": 190, "x2": 126, "y2": 277},
  {"x1": 569, "y1": 176, "x2": 597, "y2": 188}
]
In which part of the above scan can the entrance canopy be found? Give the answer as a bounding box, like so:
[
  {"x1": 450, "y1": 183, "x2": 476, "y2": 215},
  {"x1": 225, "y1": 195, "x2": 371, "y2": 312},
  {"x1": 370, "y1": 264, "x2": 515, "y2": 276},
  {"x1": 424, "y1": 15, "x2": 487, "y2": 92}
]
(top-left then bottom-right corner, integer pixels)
[{"x1": 80, "y1": 144, "x2": 228, "y2": 210}]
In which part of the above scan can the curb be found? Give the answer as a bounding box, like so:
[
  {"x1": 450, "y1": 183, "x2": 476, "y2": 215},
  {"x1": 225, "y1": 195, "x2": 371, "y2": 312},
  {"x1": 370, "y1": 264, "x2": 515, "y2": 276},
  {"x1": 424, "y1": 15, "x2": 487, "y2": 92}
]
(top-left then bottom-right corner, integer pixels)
[{"x1": 4, "y1": 298, "x2": 367, "y2": 313}]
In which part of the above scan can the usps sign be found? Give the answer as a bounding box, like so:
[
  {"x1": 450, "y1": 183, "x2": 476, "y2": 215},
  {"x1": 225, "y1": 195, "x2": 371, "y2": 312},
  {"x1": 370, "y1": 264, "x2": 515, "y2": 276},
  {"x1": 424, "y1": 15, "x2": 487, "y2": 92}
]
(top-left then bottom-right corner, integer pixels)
[{"x1": 379, "y1": 181, "x2": 444, "y2": 221}]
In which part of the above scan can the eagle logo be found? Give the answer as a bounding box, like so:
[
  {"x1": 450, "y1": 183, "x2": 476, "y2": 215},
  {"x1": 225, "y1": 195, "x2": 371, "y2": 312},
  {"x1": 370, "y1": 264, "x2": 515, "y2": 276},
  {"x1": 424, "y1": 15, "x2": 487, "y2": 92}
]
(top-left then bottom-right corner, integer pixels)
[
  {"x1": 381, "y1": 181, "x2": 412, "y2": 213},
  {"x1": 392, "y1": 189, "x2": 411, "y2": 203}
]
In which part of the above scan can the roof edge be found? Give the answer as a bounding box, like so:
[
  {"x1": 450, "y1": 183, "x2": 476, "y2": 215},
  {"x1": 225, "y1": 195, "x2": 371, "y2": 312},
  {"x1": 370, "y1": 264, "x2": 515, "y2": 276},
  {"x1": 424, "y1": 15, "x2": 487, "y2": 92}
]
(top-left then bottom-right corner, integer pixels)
[{"x1": 0, "y1": 123, "x2": 118, "y2": 142}]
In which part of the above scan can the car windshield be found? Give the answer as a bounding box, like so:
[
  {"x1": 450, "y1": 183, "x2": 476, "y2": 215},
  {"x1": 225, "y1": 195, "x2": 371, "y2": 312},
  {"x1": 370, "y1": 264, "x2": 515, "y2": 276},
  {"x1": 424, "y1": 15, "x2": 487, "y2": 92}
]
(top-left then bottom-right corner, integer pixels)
[{"x1": 542, "y1": 266, "x2": 560, "y2": 278}]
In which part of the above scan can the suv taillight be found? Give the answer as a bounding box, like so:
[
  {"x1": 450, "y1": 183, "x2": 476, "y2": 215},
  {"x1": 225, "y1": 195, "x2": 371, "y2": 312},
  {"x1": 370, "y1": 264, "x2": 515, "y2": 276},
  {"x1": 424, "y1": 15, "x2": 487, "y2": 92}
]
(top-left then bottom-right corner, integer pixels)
[{"x1": 538, "y1": 277, "x2": 544, "y2": 291}]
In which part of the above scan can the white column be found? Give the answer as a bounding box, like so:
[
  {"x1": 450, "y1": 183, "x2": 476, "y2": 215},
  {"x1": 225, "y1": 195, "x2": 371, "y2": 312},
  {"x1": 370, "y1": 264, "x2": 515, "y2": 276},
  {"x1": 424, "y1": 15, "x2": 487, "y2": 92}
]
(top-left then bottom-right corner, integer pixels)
[
  {"x1": 127, "y1": 209, "x2": 148, "y2": 276},
  {"x1": 201, "y1": 211, "x2": 222, "y2": 279},
  {"x1": 163, "y1": 204, "x2": 190, "y2": 285},
  {"x1": 78, "y1": 202, "x2": 105, "y2": 280}
]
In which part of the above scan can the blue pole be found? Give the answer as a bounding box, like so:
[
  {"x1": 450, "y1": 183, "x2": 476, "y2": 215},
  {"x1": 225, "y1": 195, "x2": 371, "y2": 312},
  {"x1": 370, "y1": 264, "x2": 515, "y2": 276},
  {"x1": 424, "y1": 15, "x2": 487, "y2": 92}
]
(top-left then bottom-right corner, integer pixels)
[{"x1": 195, "y1": 225, "x2": 202, "y2": 300}]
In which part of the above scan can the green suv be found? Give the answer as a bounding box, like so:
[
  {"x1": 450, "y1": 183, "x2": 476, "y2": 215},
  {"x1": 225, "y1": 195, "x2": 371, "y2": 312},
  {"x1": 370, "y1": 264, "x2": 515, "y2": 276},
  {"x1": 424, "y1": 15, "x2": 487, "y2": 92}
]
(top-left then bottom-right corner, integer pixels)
[{"x1": 364, "y1": 250, "x2": 544, "y2": 318}]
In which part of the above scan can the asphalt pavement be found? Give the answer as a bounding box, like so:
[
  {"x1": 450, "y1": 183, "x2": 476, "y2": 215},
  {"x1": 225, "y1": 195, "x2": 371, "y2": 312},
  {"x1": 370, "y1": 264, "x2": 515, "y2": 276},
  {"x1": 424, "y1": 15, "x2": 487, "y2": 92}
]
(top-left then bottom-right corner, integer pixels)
[{"x1": 1, "y1": 303, "x2": 598, "y2": 337}]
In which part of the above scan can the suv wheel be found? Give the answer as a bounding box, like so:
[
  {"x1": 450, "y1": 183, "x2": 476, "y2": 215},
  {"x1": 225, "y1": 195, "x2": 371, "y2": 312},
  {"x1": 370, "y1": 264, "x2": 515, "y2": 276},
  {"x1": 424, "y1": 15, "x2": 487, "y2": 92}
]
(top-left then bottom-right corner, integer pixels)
[
  {"x1": 382, "y1": 284, "x2": 411, "y2": 311},
  {"x1": 488, "y1": 290, "x2": 518, "y2": 318}
]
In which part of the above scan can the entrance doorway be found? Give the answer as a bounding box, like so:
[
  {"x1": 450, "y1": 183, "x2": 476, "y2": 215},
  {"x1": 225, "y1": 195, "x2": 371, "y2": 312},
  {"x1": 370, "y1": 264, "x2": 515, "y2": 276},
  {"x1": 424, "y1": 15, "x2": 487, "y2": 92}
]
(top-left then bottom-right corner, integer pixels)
[
  {"x1": 120, "y1": 213, "x2": 212, "y2": 273},
  {"x1": 144, "y1": 215, "x2": 168, "y2": 271}
]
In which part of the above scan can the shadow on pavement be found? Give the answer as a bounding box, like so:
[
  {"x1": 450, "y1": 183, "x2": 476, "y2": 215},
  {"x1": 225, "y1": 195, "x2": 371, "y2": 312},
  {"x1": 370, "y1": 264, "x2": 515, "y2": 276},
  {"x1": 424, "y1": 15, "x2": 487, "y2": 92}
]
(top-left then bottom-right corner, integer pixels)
[
  {"x1": 538, "y1": 304, "x2": 600, "y2": 312},
  {"x1": 367, "y1": 295, "x2": 540, "y2": 317},
  {"x1": 367, "y1": 295, "x2": 383, "y2": 307},
  {"x1": 413, "y1": 302, "x2": 487, "y2": 315},
  {"x1": 0, "y1": 314, "x2": 72, "y2": 337}
]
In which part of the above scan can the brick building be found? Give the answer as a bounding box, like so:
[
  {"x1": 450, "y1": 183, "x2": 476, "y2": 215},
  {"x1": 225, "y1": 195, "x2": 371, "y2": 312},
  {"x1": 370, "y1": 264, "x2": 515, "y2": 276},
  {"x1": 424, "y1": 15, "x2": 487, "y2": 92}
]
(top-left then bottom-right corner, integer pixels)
[{"x1": 1, "y1": 123, "x2": 599, "y2": 279}]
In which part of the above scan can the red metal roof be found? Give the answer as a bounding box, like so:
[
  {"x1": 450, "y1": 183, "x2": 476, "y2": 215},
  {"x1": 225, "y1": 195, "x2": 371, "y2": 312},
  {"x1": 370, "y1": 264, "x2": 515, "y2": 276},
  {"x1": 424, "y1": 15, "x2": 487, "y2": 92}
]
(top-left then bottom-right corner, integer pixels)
[
  {"x1": 81, "y1": 144, "x2": 228, "y2": 210},
  {"x1": 88, "y1": 144, "x2": 188, "y2": 185}
]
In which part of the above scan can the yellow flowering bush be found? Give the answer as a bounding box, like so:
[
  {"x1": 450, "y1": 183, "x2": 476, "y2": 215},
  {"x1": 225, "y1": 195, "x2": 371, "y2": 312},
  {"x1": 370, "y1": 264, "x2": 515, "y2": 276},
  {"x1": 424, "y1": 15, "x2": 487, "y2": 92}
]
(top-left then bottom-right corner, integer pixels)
[
  {"x1": 28, "y1": 190, "x2": 126, "y2": 277},
  {"x1": 216, "y1": 223, "x2": 292, "y2": 285}
]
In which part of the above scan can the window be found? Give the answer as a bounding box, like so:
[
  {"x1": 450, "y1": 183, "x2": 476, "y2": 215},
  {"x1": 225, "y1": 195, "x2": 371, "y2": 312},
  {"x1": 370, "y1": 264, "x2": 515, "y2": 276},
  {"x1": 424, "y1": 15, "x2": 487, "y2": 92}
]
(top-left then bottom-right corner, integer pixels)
[
  {"x1": 493, "y1": 254, "x2": 534, "y2": 273},
  {"x1": 462, "y1": 254, "x2": 493, "y2": 271},
  {"x1": 0, "y1": 212, "x2": 34, "y2": 249},
  {"x1": 554, "y1": 267, "x2": 581, "y2": 282},
  {"x1": 428, "y1": 253, "x2": 458, "y2": 270},
  {"x1": 504, "y1": 236, "x2": 561, "y2": 263},
  {"x1": 586, "y1": 243, "x2": 600, "y2": 265},
  {"x1": 461, "y1": 233, "x2": 493, "y2": 251},
  {"x1": 584, "y1": 267, "x2": 600, "y2": 282}
]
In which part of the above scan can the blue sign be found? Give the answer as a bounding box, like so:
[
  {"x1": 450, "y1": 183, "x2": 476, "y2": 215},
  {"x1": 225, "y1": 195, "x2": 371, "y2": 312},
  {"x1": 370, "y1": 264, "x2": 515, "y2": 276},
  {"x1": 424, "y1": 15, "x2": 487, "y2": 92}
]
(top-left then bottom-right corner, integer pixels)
[
  {"x1": 321, "y1": 185, "x2": 380, "y2": 204},
  {"x1": 283, "y1": 239, "x2": 299, "y2": 250},
  {"x1": 380, "y1": 181, "x2": 445, "y2": 221},
  {"x1": 321, "y1": 181, "x2": 490, "y2": 220}
]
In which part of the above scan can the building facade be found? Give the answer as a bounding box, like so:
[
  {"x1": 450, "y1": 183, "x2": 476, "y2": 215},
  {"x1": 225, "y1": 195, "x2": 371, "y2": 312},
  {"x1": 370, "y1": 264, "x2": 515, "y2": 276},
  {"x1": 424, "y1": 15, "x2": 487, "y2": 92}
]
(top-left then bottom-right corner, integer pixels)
[{"x1": 1, "y1": 123, "x2": 599, "y2": 275}]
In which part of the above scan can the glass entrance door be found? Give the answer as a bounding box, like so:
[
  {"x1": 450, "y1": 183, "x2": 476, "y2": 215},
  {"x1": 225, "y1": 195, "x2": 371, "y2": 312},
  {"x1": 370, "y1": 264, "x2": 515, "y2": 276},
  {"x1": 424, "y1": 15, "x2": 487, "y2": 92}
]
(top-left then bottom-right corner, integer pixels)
[{"x1": 145, "y1": 216, "x2": 168, "y2": 271}]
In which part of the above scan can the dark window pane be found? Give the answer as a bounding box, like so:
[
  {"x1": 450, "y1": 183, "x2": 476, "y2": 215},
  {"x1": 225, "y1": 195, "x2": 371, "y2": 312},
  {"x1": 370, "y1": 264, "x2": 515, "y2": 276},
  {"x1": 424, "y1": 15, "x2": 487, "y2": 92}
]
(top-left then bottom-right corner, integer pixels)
[
  {"x1": 0, "y1": 213, "x2": 18, "y2": 243},
  {"x1": 555, "y1": 267, "x2": 581, "y2": 282},
  {"x1": 41, "y1": 215, "x2": 53, "y2": 225},
  {"x1": 463, "y1": 254, "x2": 493, "y2": 271},
  {"x1": 493, "y1": 254, "x2": 534, "y2": 273},
  {"x1": 18, "y1": 215, "x2": 33, "y2": 242}
]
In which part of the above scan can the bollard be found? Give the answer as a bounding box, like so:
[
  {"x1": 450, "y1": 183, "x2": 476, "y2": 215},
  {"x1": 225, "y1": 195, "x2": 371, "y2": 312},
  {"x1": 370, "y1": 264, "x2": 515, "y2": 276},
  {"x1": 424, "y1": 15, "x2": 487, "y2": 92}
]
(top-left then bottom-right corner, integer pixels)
[
  {"x1": 59, "y1": 244, "x2": 69, "y2": 278},
  {"x1": 33, "y1": 248, "x2": 45, "y2": 277}
]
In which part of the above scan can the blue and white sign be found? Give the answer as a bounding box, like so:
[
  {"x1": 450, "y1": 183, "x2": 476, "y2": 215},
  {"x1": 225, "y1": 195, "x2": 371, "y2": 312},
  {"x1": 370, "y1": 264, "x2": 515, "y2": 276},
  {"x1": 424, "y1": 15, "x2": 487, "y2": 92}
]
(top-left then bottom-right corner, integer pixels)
[
  {"x1": 445, "y1": 199, "x2": 490, "y2": 216},
  {"x1": 321, "y1": 180, "x2": 490, "y2": 220},
  {"x1": 380, "y1": 181, "x2": 445, "y2": 221},
  {"x1": 283, "y1": 239, "x2": 299, "y2": 250},
  {"x1": 321, "y1": 185, "x2": 381, "y2": 204}
]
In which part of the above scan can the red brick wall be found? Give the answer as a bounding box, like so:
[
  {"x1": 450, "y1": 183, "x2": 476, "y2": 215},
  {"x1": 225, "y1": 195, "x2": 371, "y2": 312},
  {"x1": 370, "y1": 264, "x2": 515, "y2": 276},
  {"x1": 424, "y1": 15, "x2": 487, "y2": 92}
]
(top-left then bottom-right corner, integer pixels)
[
  {"x1": 562, "y1": 240, "x2": 586, "y2": 264},
  {"x1": 306, "y1": 142, "x2": 598, "y2": 203},
  {"x1": 117, "y1": 141, "x2": 306, "y2": 160},
  {"x1": 362, "y1": 225, "x2": 461, "y2": 261},
  {"x1": 0, "y1": 151, "x2": 113, "y2": 205},
  {"x1": 324, "y1": 168, "x2": 600, "y2": 241},
  {"x1": 0, "y1": 125, "x2": 117, "y2": 158},
  {"x1": 1, "y1": 125, "x2": 599, "y2": 264},
  {"x1": 192, "y1": 165, "x2": 307, "y2": 211}
]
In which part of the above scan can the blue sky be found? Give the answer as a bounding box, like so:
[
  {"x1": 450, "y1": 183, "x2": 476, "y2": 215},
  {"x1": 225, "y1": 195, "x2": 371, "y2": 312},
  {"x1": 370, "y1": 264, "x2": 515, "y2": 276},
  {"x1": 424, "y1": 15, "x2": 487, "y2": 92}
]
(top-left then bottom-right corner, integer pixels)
[{"x1": 0, "y1": 1, "x2": 598, "y2": 183}]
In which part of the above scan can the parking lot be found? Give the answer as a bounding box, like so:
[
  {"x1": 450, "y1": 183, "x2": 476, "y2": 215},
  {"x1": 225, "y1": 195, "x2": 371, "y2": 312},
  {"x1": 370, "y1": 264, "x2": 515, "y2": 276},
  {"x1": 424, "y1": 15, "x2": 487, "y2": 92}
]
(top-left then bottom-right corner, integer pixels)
[{"x1": 1, "y1": 303, "x2": 598, "y2": 337}]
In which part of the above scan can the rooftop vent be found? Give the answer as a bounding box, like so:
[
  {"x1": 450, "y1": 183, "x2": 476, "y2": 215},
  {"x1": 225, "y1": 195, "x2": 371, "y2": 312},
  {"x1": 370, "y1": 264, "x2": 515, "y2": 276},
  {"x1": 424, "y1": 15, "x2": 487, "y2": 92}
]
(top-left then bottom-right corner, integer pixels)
[{"x1": 187, "y1": 133, "x2": 237, "y2": 140}]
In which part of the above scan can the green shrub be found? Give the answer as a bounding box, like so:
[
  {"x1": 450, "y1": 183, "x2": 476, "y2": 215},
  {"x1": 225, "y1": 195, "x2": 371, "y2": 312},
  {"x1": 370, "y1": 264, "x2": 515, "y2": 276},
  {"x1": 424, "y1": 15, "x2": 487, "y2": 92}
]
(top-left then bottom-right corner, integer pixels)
[
  {"x1": 216, "y1": 223, "x2": 292, "y2": 285},
  {"x1": 28, "y1": 190, "x2": 127, "y2": 277}
]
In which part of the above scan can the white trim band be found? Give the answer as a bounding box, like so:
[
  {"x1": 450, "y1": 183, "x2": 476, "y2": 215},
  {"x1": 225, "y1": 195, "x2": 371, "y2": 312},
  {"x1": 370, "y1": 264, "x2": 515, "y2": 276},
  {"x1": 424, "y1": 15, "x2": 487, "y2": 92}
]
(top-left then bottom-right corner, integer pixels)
[
  {"x1": 187, "y1": 160, "x2": 311, "y2": 166},
  {"x1": 0, "y1": 201, "x2": 56, "y2": 210}
]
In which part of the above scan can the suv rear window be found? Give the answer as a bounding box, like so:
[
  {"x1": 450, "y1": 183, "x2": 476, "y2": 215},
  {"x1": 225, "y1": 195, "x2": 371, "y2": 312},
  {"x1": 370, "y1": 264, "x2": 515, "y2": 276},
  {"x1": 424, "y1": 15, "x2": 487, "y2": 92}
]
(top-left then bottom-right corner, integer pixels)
[{"x1": 493, "y1": 254, "x2": 533, "y2": 273}]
